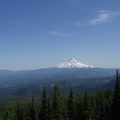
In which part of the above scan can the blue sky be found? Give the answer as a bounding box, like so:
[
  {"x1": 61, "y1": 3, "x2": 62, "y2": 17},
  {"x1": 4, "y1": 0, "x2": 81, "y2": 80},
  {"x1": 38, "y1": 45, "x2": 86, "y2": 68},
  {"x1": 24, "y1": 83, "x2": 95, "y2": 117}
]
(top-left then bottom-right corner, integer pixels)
[{"x1": 0, "y1": 0, "x2": 120, "y2": 70}]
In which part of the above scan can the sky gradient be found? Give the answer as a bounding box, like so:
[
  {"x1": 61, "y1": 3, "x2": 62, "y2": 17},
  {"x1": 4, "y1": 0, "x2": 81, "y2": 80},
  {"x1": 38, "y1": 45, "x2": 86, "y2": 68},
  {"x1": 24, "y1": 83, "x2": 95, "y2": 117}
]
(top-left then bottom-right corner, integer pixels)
[{"x1": 0, "y1": 0, "x2": 120, "y2": 70}]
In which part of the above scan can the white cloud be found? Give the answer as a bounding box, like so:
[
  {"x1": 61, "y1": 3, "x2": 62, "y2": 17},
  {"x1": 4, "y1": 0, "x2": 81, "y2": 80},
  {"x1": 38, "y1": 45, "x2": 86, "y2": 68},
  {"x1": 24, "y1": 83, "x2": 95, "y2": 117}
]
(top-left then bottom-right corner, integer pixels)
[
  {"x1": 47, "y1": 31, "x2": 76, "y2": 37},
  {"x1": 47, "y1": 31, "x2": 65, "y2": 36},
  {"x1": 74, "y1": 22, "x2": 82, "y2": 26},
  {"x1": 89, "y1": 11, "x2": 120, "y2": 25}
]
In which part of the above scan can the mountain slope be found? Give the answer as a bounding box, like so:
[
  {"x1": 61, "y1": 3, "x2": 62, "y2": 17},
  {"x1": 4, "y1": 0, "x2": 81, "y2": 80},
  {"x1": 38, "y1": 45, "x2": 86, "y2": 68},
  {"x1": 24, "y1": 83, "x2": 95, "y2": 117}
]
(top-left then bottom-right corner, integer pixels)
[
  {"x1": 57, "y1": 58, "x2": 95, "y2": 68},
  {"x1": 0, "y1": 59, "x2": 117, "y2": 96}
]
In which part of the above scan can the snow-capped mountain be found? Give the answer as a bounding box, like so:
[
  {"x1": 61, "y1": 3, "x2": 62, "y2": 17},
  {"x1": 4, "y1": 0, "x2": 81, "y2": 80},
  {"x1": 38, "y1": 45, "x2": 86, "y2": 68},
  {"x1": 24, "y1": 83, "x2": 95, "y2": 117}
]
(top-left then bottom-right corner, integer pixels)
[{"x1": 57, "y1": 58, "x2": 95, "y2": 68}]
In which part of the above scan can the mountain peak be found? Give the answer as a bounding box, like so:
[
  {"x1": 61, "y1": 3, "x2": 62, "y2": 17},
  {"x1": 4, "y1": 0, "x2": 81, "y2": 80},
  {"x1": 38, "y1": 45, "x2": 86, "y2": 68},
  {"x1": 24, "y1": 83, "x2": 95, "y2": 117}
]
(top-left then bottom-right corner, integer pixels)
[
  {"x1": 68, "y1": 58, "x2": 77, "y2": 62},
  {"x1": 57, "y1": 58, "x2": 95, "y2": 68}
]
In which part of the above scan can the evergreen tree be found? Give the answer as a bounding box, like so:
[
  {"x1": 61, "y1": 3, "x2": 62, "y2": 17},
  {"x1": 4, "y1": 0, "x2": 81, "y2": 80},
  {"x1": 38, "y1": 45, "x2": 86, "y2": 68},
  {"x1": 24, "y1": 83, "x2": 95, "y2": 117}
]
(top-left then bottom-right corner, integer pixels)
[
  {"x1": 47, "y1": 99, "x2": 53, "y2": 120},
  {"x1": 20, "y1": 108, "x2": 24, "y2": 120},
  {"x1": 83, "y1": 92, "x2": 91, "y2": 120},
  {"x1": 76, "y1": 95, "x2": 84, "y2": 120},
  {"x1": 25, "y1": 103, "x2": 31, "y2": 120},
  {"x1": 111, "y1": 69, "x2": 120, "y2": 120},
  {"x1": 16, "y1": 102, "x2": 21, "y2": 120},
  {"x1": 95, "y1": 92, "x2": 108, "y2": 120},
  {"x1": 67, "y1": 88, "x2": 77, "y2": 120},
  {"x1": 30, "y1": 96, "x2": 38, "y2": 120},
  {"x1": 90, "y1": 95, "x2": 96, "y2": 120},
  {"x1": 100, "y1": 92, "x2": 107, "y2": 120},
  {"x1": 104, "y1": 90, "x2": 113, "y2": 120},
  {"x1": 39, "y1": 87, "x2": 53, "y2": 120},
  {"x1": 2, "y1": 103, "x2": 15, "y2": 120},
  {"x1": 61, "y1": 100, "x2": 68, "y2": 120},
  {"x1": 0, "y1": 83, "x2": 116, "y2": 120},
  {"x1": 95, "y1": 92, "x2": 101, "y2": 120},
  {"x1": 25, "y1": 97, "x2": 37, "y2": 120},
  {"x1": 52, "y1": 84, "x2": 67, "y2": 120}
]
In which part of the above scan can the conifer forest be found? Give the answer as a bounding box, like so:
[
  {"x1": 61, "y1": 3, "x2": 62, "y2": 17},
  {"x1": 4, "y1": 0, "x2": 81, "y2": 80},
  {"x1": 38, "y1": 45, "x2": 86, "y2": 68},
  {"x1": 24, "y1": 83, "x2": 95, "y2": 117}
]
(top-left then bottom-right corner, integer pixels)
[{"x1": 0, "y1": 70, "x2": 120, "y2": 120}]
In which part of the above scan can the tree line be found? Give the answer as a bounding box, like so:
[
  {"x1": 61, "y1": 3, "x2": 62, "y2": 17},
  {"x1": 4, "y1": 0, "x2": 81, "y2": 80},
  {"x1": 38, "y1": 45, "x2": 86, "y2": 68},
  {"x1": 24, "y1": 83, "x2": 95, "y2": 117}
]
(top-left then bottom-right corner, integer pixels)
[{"x1": 0, "y1": 70, "x2": 120, "y2": 120}]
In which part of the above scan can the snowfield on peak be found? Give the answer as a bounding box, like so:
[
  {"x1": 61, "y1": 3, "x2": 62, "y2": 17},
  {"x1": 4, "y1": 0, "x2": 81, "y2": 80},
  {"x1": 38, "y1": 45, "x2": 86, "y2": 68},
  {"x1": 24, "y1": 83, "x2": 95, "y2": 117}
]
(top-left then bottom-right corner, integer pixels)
[{"x1": 57, "y1": 58, "x2": 95, "y2": 68}]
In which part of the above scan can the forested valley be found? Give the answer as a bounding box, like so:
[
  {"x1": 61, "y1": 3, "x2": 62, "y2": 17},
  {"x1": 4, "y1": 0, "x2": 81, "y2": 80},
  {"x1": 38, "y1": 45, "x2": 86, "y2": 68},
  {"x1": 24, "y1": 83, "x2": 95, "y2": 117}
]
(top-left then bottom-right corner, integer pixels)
[{"x1": 0, "y1": 70, "x2": 120, "y2": 120}]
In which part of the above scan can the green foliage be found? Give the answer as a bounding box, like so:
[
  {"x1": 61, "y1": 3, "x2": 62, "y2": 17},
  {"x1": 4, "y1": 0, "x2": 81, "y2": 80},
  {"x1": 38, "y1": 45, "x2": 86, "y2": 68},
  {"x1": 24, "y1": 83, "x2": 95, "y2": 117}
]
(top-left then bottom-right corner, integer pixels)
[
  {"x1": 82, "y1": 92, "x2": 91, "y2": 120},
  {"x1": 52, "y1": 84, "x2": 68, "y2": 120},
  {"x1": 67, "y1": 89, "x2": 77, "y2": 120},
  {"x1": 2, "y1": 103, "x2": 15, "y2": 120},
  {"x1": 39, "y1": 87, "x2": 52, "y2": 120},
  {"x1": 24, "y1": 97, "x2": 38, "y2": 120},
  {"x1": 104, "y1": 90, "x2": 113, "y2": 120},
  {"x1": 16, "y1": 102, "x2": 22, "y2": 120},
  {"x1": 111, "y1": 69, "x2": 120, "y2": 120},
  {"x1": 0, "y1": 84, "x2": 117, "y2": 120},
  {"x1": 90, "y1": 95, "x2": 96, "y2": 120},
  {"x1": 96, "y1": 92, "x2": 107, "y2": 120},
  {"x1": 76, "y1": 95, "x2": 84, "y2": 119},
  {"x1": 30, "y1": 96, "x2": 38, "y2": 120}
]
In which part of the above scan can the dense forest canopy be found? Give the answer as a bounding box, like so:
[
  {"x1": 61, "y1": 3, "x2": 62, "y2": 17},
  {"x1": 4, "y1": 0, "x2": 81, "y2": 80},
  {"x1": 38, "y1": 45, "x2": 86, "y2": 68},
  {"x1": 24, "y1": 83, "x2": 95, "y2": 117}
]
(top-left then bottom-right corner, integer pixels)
[{"x1": 0, "y1": 70, "x2": 120, "y2": 120}]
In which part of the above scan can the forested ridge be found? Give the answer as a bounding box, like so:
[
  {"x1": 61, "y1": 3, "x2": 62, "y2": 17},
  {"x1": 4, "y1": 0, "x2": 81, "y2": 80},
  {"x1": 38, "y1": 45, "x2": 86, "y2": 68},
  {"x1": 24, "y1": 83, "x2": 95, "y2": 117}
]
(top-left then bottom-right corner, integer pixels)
[{"x1": 0, "y1": 70, "x2": 120, "y2": 120}]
